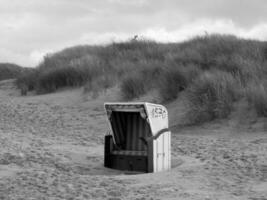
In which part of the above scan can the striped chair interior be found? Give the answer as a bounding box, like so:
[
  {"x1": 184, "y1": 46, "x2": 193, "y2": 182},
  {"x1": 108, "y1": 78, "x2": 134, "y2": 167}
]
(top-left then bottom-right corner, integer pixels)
[{"x1": 110, "y1": 112, "x2": 150, "y2": 156}]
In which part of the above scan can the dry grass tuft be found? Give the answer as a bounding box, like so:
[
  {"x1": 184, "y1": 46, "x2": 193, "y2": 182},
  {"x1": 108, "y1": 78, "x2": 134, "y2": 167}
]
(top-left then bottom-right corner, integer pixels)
[{"x1": 185, "y1": 71, "x2": 241, "y2": 124}]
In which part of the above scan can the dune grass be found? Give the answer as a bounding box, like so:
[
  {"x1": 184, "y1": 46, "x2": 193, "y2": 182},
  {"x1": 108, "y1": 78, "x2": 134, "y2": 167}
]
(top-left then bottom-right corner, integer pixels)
[
  {"x1": 185, "y1": 70, "x2": 241, "y2": 124},
  {"x1": 16, "y1": 34, "x2": 267, "y2": 123},
  {"x1": 246, "y1": 81, "x2": 267, "y2": 117},
  {"x1": 0, "y1": 63, "x2": 28, "y2": 81}
]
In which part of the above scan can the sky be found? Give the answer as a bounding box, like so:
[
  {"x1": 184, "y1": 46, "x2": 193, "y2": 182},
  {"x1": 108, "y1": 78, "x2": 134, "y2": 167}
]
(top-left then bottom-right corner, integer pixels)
[{"x1": 1, "y1": 0, "x2": 267, "y2": 67}]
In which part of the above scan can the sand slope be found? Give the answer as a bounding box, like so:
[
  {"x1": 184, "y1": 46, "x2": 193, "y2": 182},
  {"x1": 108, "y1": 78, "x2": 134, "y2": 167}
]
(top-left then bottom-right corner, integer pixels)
[{"x1": 0, "y1": 80, "x2": 266, "y2": 200}]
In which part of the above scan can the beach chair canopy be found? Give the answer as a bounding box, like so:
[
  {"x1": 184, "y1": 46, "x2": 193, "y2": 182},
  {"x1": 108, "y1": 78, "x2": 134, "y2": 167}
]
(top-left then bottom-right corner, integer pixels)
[{"x1": 104, "y1": 102, "x2": 169, "y2": 151}]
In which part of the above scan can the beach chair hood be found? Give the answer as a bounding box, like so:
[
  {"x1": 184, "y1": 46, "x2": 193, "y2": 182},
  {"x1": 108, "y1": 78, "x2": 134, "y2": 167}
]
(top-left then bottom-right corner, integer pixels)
[{"x1": 104, "y1": 102, "x2": 169, "y2": 141}]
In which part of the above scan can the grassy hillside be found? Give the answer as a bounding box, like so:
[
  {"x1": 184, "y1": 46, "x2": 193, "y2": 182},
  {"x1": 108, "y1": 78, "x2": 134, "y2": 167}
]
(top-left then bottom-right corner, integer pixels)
[
  {"x1": 0, "y1": 63, "x2": 30, "y2": 81},
  {"x1": 16, "y1": 34, "x2": 267, "y2": 123}
]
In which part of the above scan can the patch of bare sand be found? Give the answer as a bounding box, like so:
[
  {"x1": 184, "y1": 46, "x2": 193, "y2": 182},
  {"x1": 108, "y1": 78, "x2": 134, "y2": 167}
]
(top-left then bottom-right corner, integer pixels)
[{"x1": 0, "y1": 80, "x2": 266, "y2": 200}]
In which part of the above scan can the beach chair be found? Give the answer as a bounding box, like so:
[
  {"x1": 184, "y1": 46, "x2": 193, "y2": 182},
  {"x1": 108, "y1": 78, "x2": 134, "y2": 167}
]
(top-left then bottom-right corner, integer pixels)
[{"x1": 104, "y1": 102, "x2": 171, "y2": 173}]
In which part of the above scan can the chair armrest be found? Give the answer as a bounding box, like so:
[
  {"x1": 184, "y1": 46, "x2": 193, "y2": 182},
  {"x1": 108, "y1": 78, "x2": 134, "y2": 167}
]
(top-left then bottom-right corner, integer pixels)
[{"x1": 146, "y1": 128, "x2": 170, "y2": 141}]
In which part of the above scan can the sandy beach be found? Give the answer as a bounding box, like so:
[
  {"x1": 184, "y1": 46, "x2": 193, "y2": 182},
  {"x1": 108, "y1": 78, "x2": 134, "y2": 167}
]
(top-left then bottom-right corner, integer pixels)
[{"x1": 0, "y1": 79, "x2": 266, "y2": 200}]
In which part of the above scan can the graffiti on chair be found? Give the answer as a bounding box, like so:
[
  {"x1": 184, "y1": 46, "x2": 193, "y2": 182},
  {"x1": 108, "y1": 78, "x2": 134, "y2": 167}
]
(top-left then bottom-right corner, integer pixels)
[{"x1": 151, "y1": 107, "x2": 166, "y2": 119}]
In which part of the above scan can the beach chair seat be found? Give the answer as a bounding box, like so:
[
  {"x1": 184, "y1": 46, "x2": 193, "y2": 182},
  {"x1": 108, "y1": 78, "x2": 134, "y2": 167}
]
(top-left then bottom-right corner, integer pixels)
[{"x1": 112, "y1": 150, "x2": 147, "y2": 156}]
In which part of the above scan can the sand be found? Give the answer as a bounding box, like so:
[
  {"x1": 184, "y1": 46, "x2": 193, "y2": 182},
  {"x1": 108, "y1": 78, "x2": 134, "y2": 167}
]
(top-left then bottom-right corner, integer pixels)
[{"x1": 0, "y1": 79, "x2": 266, "y2": 200}]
